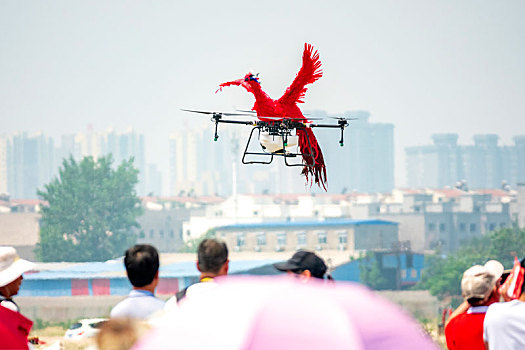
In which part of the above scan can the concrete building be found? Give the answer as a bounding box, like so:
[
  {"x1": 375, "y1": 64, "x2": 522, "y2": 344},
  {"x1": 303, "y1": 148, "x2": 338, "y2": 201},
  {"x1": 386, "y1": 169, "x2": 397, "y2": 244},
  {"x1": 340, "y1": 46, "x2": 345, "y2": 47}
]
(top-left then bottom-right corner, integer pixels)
[
  {"x1": 135, "y1": 205, "x2": 190, "y2": 253},
  {"x1": 215, "y1": 219, "x2": 399, "y2": 254},
  {"x1": 5, "y1": 132, "x2": 55, "y2": 199},
  {"x1": 376, "y1": 189, "x2": 513, "y2": 252},
  {"x1": 316, "y1": 111, "x2": 394, "y2": 193},
  {"x1": 406, "y1": 134, "x2": 462, "y2": 189},
  {"x1": 0, "y1": 199, "x2": 43, "y2": 260},
  {"x1": 105, "y1": 128, "x2": 146, "y2": 195},
  {"x1": 406, "y1": 133, "x2": 525, "y2": 189}
]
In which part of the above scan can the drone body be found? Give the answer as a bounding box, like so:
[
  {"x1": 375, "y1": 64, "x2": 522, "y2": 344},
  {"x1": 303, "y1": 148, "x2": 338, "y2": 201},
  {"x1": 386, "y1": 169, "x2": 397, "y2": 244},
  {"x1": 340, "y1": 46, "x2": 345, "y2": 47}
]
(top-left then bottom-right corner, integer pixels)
[{"x1": 217, "y1": 43, "x2": 327, "y2": 189}]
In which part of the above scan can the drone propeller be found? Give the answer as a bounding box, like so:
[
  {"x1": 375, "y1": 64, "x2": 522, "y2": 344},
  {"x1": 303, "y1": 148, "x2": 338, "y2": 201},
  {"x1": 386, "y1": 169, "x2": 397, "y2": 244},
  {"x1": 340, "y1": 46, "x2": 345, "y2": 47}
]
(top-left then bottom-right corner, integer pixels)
[
  {"x1": 181, "y1": 109, "x2": 254, "y2": 117},
  {"x1": 328, "y1": 116, "x2": 359, "y2": 121}
]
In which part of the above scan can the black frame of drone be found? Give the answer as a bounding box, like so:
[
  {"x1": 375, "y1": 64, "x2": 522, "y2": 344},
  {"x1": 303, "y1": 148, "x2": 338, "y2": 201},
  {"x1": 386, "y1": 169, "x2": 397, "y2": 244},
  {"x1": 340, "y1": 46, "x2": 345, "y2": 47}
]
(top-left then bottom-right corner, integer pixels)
[{"x1": 181, "y1": 109, "x2": 351, "y2": 168}]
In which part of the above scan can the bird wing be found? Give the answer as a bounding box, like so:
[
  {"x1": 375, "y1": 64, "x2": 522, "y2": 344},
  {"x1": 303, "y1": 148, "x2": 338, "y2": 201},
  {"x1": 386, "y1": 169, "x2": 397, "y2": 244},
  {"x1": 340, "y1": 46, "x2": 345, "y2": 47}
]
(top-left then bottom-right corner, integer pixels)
[{"x1": 278, "y1": 43, "x2": 323, "y2": 106}]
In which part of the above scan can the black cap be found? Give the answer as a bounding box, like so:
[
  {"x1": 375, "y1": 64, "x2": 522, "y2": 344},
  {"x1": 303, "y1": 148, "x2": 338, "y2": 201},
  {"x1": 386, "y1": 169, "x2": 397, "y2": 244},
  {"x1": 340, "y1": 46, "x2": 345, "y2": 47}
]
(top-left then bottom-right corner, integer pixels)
[{"x1": 273, "y1": 250, "x2": 327, "y2": 279}]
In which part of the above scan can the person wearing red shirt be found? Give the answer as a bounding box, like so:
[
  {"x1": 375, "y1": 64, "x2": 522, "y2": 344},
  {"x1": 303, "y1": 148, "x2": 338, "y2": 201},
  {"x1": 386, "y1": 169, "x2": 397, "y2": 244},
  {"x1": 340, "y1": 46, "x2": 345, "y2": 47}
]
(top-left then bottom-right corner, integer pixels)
[{"x1": 445, "y1": 260, "x2": 503, "y2": 350}]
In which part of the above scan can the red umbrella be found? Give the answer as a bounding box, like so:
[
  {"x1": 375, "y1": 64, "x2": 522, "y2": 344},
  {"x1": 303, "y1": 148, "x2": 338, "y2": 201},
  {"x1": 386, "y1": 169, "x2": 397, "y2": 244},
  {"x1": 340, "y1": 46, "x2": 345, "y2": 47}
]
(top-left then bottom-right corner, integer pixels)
[{"x1": 137, "y1": 276, "x2": 437, "y2": 350}]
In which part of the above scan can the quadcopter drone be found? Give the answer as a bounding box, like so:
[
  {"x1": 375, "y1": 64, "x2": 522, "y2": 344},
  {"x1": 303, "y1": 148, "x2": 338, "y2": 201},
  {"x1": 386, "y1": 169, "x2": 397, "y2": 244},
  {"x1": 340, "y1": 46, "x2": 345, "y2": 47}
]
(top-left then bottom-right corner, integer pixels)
[
  {"x1": 182, "y1": 43, "x2": 354, "y2": 190},
  {"x1": 181, "y1": 108, "x2": 354, "y2": 168}
]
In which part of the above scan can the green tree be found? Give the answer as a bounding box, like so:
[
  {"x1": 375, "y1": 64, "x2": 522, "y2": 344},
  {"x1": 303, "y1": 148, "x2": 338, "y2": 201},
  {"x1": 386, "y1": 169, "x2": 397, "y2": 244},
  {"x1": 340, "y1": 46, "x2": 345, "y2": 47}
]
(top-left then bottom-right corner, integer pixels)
[
  {"x1": 36, "y1": 155, "x2": 143, "y2": 262},
  {"x1": 359, "y1": 252, "x2": 391, "y2": 290},
  {"x1": 417, "y1": 225, "x2": 525, "y2": 299}
]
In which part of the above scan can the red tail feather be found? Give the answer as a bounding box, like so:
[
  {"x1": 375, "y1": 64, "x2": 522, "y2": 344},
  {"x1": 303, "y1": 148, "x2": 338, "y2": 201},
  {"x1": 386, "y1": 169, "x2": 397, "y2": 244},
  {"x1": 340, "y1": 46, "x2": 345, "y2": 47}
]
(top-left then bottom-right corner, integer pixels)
[{"x1": 298, "y1": 128, "x2": 327, "y2": 190}]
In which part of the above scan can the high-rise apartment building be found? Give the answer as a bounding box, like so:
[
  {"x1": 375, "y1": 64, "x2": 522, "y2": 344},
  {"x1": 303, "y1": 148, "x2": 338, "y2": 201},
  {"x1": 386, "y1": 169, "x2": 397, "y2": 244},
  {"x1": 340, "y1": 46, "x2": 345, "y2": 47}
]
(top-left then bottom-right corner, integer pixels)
[
  {"x1": 2, "y1": 128, "x2": 148, "y2": 199},
  {"x1": 146, "y1": 163, "x2": 163, "y2": 196},
  {"x1": 316, "y1": 111, "x2": 394, "y2": 193},
  {"x1": 406, "y1": 134, "x2": 525, "y2": 189},
  {"x1": 406, "y1": 134, "x2": 463, "y2": 189},
  {"x1": 4, "y1": 132, "x2": 55, "y2": 199}
]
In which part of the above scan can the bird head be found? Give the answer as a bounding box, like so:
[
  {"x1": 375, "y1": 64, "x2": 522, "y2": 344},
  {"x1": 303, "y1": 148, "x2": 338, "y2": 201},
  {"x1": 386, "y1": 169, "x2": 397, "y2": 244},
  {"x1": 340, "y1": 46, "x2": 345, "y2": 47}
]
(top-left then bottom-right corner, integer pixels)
[{"x1": 244, "y1": 73, "x2": 260, "y2": 84}]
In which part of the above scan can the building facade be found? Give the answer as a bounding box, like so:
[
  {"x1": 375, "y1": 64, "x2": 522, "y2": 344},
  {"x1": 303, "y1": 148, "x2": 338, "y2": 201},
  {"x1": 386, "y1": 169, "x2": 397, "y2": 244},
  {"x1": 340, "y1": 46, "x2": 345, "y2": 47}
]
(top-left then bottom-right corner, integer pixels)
[
  {"x1": 316, "y1": 110, "x2": 394, "y2": 194},
  {"x1": 406, "y1": 133, "x2": 525, "y2": 189},
  {"x1": 215, "y1": 219, "x2": 399, "y2": 254}
]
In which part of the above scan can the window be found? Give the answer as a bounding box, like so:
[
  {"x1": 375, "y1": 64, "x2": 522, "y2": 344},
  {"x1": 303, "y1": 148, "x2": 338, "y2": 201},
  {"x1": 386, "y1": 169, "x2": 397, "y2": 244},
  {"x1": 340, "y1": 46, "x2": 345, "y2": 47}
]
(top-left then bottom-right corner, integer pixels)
[
  {"x1": 338, "y1": 233, "x2": 348, "y2": 244},
  {"x1": 169, "y1": 230, "x2": 175, "y2": 238},
  {"x1": 139, "y1": 231, "x2": 145, "y2": 239},
  {"x1": 297, "y1": 232, "x2": 307, "y2": 246},
  {"x1": 159, "y1": 230, "x2": 164, "y2": 238},
  {"x1": 428, "y1": 223, "x2": 436, "y2": 232},
  {"x1": 318, "y1": 232, "x2": 327, "y2": 244},
  {"x1": 149, "y1": 230, "x2": 154, "y2": 238},
  {"x1": 489, "y1": 223, "x2": 496, "y2": 232},
  {"x1": 459, "y1": 223, "x2": 466, "y2": 232},
  {"x1": 256, "y1": 233, "x2": 266, "y2": 246},
  {"x1": 277, "y1": 233, "x2": 287, "y2": 246},
  {"x1": 439, "y1": 223, "x2": 446, "y2": 233},
  {"x1": 236, "y1": 233, "x2": 245, "y2": 247},
  {"x1": 469, "y1": 223, "x2": 476, "y2": 233}
]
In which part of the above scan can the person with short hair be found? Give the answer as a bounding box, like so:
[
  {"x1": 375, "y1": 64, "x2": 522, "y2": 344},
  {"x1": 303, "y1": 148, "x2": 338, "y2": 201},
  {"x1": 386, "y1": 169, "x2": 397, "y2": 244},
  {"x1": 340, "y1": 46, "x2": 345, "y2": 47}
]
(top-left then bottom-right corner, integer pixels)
[
  {"x1": 484, "y1": 258, "x2": 525, "y2": 350},
  {"x1": 445, "y1": 260, "x2": 503, "y2": 350},
  {"x1": 110, "y1": 244, "x2": 165, "y2": 319},
  {"x1": 273, "y1": 250, "x2": 331, "y2": 280},
  {"x1": 164, "y1": 238, "x2": 228, "y2": 311}
]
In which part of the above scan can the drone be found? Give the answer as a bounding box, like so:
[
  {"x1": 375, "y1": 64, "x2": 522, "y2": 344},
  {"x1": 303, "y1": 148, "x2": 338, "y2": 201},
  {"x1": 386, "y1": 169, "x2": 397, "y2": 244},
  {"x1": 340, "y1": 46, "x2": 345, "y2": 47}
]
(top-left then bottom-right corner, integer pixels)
[
  {"x1": 181, "y1": 108, "x2": 354, "y2": 168},
  {"x1": 183, "y1": 43, "x2": 353, "y2": 190}
]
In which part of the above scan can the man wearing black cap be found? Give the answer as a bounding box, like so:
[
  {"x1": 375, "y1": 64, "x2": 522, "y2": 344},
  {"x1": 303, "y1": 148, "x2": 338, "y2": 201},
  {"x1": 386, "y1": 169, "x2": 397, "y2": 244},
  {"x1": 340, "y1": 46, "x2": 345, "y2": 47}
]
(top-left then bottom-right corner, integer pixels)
[{"x1": 273, "y1": 250, "x2": 331, "y2": 280}]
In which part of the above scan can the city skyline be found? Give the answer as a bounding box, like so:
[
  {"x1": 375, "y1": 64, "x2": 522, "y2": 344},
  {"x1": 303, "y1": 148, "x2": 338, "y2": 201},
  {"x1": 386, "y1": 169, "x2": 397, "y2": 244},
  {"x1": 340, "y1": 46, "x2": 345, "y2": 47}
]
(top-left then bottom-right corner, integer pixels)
[
  {"x1": 1, "y1": 122, "x2": 523, "y2": 199},
  {"x1": 2, "y1": 1, "x2": 524, "y2": 192}
]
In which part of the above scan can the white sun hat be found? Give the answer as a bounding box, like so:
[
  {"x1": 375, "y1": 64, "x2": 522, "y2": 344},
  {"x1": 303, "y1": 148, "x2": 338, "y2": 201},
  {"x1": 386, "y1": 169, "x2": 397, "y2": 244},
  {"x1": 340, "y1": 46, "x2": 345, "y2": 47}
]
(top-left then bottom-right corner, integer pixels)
[{"x1": 0, "y1": 247, "x2": 36, "y2": 287}]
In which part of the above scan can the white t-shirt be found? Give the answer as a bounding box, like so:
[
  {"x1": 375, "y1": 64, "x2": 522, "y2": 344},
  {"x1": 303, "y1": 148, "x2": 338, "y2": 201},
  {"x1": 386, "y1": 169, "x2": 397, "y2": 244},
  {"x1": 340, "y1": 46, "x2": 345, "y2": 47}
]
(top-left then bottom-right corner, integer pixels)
[
  {"x1": 483, "y1": 300, "x2": 525, "y2": 350},
  {"x1": 164, "y1": 280, "x2": 219, "y2": 313}
]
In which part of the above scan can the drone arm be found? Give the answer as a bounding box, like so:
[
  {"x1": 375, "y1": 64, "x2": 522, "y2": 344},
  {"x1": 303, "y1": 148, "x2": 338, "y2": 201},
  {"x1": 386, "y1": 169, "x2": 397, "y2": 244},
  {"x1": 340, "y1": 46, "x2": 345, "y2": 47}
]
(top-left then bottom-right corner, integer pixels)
[
  {"x1": 217, "y1": 119, "x2": 255, "y2": 125},
  {"x1": 310, "y1": 123, "x2": 347, "y2": 146},
  {"x1": 211, "y1": 119, "x2": 254, "y2": 141},
  {"x1": 309, "y1": 124, "x2": 341, "y2": 128}
]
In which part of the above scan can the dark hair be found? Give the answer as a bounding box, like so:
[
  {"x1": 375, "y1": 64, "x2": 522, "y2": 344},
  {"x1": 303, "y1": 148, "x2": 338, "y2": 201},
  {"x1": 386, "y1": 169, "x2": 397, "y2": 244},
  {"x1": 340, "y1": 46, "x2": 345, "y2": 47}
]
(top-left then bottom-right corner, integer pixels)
[
  {"x1": 467, "y1": 297, "x2": 485, "y2": 306},
  {"x1": 124, "y1": 244, "x2": 159, "y2": 287},
  {"x1": 197, "y1": 239, "x2": 228, "y2": 274}
]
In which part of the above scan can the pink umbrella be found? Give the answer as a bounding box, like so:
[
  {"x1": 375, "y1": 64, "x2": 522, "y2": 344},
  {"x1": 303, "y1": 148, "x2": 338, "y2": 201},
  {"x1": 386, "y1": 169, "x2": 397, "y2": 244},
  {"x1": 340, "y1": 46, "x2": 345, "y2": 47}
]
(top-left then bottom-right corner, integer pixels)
[{"x1": 136, "y1": 276, "x2": 438, "y2": 350}]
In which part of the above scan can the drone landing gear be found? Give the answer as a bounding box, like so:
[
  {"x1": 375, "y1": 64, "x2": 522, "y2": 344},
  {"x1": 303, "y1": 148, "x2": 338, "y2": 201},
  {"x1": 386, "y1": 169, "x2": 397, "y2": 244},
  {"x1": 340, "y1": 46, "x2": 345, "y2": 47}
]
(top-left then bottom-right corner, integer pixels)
[{"x1": 241, "y1": 127, "x2": 316, "y2": 168}]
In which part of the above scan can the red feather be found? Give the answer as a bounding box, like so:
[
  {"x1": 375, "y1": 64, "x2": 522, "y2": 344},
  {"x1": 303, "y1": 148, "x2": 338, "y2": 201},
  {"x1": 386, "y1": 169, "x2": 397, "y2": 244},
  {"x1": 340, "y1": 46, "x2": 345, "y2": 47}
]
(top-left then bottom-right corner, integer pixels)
[{"x1": 217, "y1": 43, "x2": 327, "y2": 190}]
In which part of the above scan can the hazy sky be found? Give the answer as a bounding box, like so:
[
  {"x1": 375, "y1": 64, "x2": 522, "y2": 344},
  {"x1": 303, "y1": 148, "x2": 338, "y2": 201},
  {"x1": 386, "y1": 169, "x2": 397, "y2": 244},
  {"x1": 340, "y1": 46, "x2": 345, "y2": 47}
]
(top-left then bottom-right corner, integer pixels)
[{"x1": 1, "y1": 1, "x2": 524, "y2": 189}]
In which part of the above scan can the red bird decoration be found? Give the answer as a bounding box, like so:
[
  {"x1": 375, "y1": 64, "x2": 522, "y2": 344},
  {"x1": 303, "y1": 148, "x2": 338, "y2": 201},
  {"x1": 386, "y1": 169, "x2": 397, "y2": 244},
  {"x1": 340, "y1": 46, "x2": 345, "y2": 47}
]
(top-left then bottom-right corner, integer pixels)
[{"x1": 217, "y1": 43, "x2": 327, "y2": 190}]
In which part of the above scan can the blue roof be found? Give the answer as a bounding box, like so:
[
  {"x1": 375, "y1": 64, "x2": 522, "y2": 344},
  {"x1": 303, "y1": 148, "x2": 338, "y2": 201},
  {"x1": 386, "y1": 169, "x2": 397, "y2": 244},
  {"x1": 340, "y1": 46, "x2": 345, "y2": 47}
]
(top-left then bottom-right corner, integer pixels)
[
  {"x1": 216, "y1": 218, "x2": 397, "y2": 231},
  {"x1": 25, "y1": 259, "x2": 281, "y2": 280}
]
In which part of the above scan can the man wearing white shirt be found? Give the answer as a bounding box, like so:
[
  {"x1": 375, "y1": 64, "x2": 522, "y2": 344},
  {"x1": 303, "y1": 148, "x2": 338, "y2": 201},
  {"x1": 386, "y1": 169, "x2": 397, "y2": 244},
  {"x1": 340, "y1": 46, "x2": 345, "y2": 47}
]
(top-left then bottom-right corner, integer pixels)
[
  {"x1": 111, "y1": 244, "x2": 165, "y2": 319},
  {"x1": 164, "y1": 238, "x2": 229, "y2": 311},
  {"x1": 484, "y1": 258, "x2": 525, "y2": 350}
]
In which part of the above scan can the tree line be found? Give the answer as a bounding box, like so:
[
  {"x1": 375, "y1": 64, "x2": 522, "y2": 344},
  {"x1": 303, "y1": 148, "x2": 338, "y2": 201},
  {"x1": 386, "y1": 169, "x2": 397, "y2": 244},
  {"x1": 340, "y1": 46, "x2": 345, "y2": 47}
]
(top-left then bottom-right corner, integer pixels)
[{"x1": 417, "y1": 225, "x2": 525, "y2": 298}]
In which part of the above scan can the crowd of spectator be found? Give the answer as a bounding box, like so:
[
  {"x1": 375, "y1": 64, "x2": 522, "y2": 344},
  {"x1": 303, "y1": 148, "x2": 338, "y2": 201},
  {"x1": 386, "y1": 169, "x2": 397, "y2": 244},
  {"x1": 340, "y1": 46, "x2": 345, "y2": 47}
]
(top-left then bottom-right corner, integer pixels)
[
  {"x1": 445, "y1": 257, "x2": 525, "y2": 349},
  {"x1": 11, "y1": 239, "x2": 513, "y2": 348}
]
